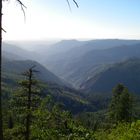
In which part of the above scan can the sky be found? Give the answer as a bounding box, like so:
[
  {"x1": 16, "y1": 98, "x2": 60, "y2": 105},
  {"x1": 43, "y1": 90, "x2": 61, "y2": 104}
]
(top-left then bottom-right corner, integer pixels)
[{"x1": 2, "y1": 0, "x2": 140, "y2": 40}]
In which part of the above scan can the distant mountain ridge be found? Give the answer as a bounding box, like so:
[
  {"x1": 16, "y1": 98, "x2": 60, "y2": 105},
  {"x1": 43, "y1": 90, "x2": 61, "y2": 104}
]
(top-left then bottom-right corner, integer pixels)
[
  {"x1": 81, "y1": 58, "x2": 140, "y2": 94},
  {"x1": 66, "y1": 43, "x2": 140, "y2": 87},
  {"x1": 2, "y1": 58, "x2": 95, "y2": 114},
  {"x1": 2, "y1": 58, "x2": 65, "y2": 86},
  {"x1": 3, "y1": 39, "x2": 140, "y2": 95},
  {"x1": 42, "y1": 41, "x2": 140, "y2": 89},
  {"x1": 2, "y1": 42, "x2": 42, "y2": 62}
]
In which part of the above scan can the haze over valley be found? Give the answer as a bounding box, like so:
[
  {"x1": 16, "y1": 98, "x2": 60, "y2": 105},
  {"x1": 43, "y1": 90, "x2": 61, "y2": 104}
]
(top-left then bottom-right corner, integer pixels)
[
  {"x1": 3, "y1": 39, "x2": 140, "y2": 95},
  {"x1": 2, "y1": 0, "x2": 140, "y2": 139}
]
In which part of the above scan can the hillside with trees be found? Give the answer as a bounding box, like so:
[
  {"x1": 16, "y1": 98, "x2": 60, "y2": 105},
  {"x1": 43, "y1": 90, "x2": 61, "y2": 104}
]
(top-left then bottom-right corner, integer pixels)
[
  {"x1": 81, "y1": 58, "x2": 140, "y2": 94},
  {"x1": 1, "y1": 42, "x2": 140, "y2": 139},
  {"x1": 0, "y1": 0, "x2": 140, "y2": 138},
  {"x1": 2, "y1": 71, "x2": 140, "y2": 139}
]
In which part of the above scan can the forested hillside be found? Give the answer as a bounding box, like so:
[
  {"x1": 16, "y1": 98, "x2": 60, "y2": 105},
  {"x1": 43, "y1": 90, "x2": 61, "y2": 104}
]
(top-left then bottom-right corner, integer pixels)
[
  {"x1": 81, "y1": 58, "x2": 140, "y2": 94},
  {"x1": 2, "y1": 58, "x2": 65, "y2": 85},
  {"x1": 1, "y1": 0, "x2": 140, "y2": 138},
  {"x1": 2, "y1": 58, "x2": 95, "y2": 114},
  {"x1": 1, "y1": 39, "x2": 140, "y2": 139},
  {"x1": 43, "y1": 42, "x2": 140, "y2": 89}
]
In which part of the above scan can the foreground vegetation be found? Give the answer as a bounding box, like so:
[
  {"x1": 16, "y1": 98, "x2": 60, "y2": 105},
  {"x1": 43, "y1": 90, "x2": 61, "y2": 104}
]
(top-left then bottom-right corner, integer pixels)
[
  {"x1": 2, "y1": 68, "x2": 140, "y2": 140},
  {"x1": 94, "y1": 121, "x2": 140, "y2": 140}
]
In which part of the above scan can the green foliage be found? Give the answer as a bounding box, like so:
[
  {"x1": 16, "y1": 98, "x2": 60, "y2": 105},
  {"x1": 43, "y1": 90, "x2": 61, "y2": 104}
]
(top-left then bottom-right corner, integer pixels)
[
  {"x1": 2, "y1": 62, "x2": 140, "y2": 140},
  {"x1": 31, "y1": 96, "x2": 94, "y2": 140},
  {"x1": 4, "y1": 125, "x2": 26, "y2": 140},
  {"x1": 109, "y1": 84, "x2": 133, "y2": 123},
  {"x1": 76, "y1": 110, "x2": 107, "y2": 130},
  {"x1": 94, "y1": 121, "x2": 140, "y2": 140},
  {"x1": 8, "y1": 68, "x2": 42, "y2": 140}
]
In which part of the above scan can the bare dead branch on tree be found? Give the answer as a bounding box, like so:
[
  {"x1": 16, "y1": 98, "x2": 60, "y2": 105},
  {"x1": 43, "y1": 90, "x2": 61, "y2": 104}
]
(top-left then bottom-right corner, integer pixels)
[
  {"x1": 66, "y1": 0, "x2": 79, "y2": 11},
  {"x1": 16, "y1": 0, "x2": 27, "y2": 21},
  {"x1": 22, "y1": 65, "x2": 39, "y2": 77},
  {"x1": 30, "y1": 65, "x2": 39, "y2": 73},
  {"x1": 73, "y1": 0, "x2": 79, "y2": 8},
  {"x1": 1, "y1": 28, "x2": 6, "y2": 33},
  {"x1": 66, "y1": 0, "x2": 71, "y2": 11}
]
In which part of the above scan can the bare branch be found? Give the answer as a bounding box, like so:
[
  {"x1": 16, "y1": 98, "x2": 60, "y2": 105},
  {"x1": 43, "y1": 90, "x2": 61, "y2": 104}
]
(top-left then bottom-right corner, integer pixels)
[
  {"x1": 1, "y1": 28, "x2": 6, "y2": 33},
  {"x1": 66, "y1": 0, "x2": 79, "y2": 11},
  {"x1": 66, "y1": 0, "x2": 71, "y2": 11},
  {"x1": 30, "y1": 65, "x2": 36, "y2": 70},
  {"x1": 22, "y1": 65, "x2": 39, "y2": 77},
  {"x1": 30, "y1": 65, "x2": 39, "y2": 73},
  {"x1": 16, "y1": 0, "x2": 27, "y2": 21},
  {"x1": 16, "y1": 0, "x2": 27, "y2": 9},
  {"x1": 73, "y1": 0, "x2": 79, "y2": 8}
]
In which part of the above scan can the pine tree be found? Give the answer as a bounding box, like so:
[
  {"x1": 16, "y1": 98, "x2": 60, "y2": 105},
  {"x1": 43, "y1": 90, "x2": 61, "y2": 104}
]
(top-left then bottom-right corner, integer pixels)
[
  {"x1": 11, "y1": 66, "x2": 41, "y2": 140},
  {"x1": 109, "y1": 84, "x2": 133, "y2": 123},
  {"x1": 0, "y1": 1, "x2": 78, "y2": 139}
]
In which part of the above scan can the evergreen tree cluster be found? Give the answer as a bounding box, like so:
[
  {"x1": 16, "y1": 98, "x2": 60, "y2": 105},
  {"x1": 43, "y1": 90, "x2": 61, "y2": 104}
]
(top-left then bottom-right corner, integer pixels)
[{"x1": 1, "y1": 68, "x2": 140, "y2": 140}]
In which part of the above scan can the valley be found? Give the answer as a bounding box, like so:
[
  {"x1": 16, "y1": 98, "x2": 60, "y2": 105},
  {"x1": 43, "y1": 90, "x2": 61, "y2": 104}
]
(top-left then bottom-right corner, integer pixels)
[
  {"x1": 4, "y1": 39, "x2": 140, "y2": 94},
  {"x1": 2, "y1": 39, "x2": 140, "y2": 139},
  {"x1": 2, "y1": 39, "x2": 140, "y2": 111}
]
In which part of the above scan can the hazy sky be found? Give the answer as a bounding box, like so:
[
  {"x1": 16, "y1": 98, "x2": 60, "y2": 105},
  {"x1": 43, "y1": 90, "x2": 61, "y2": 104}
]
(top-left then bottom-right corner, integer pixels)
[{"x1": 2, "y1": 0, "x2": 140, "y2": 40}]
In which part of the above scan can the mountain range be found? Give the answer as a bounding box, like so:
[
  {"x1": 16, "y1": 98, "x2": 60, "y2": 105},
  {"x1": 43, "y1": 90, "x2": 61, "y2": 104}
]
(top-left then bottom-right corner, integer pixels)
[
  {"x1": 81, "y1": 58, "x2": 140, "y2": 94},
  {"x1": 35, "y1": 39, "x2": 140, "y2": 91},
  {"x1": 3, "y1": 39, "x2": 140, "y2": 95},
  {"x1": 2, "y1": 43, "x2": 94, "y2": 113}
]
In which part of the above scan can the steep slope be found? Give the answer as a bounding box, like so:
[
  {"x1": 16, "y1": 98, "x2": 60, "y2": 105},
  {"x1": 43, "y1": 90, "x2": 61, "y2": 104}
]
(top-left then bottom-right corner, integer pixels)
[
  {"x1": 43, "y1": 39, "x2": 140, "y2": 71},
  {"x1": 33, "y1": 39, "x2": 86, "y2": 64},
  {"x1": 53, "y1": 43, "x2": 140, "y2": 88},
  {"x1": 81, "y1": 58, "x2": 140, "y2": 94},
  {"x1": 4, "y1": 40, "x2": 140, "y2": 92},
  {"x1": 2, "y1": 51, "x2": 25, "y2": 60},
  {"x1": 68, "y1": 44, "x2": 140, "y2": 85},
  {"x1": 2, "y1": 58, "x2": 65, "y2": 86},
  {"x1": 2, "y1": 58, "x2": 94, "y2": 113},
  {"x1": 43, "y1": 39, "x2": 140, "y2": 61},
  {"x1": 38, "y1": 39, "x2": 84, "y2": 55},
  {"x1": 2, "y1": 42, "x2": 39, "y2": 61},
  {"x1": 41, "y1": 40, "x2": 140, "y2": 88}
]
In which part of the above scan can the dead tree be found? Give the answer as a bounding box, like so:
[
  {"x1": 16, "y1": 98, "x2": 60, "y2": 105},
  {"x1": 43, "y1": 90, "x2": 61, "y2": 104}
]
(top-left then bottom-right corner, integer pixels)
[
  {"x1": 0, "y1": 0, "x2": 26, "y2": 139},
  {"x1": 23, "y1": 66, "x2": 38, "y2": 140},
  {"x1": 0, "y1": 1, "x2": 78, "y2": 139},
  {"x1": 0, "y1": 0, "x2": 3, "y2": 139},
  {"x1": 11, "y1": 66, "x2": 40, "y2": 140}
]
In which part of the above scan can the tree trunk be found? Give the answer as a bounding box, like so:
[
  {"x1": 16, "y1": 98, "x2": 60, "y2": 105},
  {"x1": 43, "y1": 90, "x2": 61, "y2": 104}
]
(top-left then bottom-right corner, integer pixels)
[
  {"x1": 0, "y1": 0, "x2": 3, "y2": 139},
  {"x1": 25, "y1": 69, "x2": 32, "y2": 140}
]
